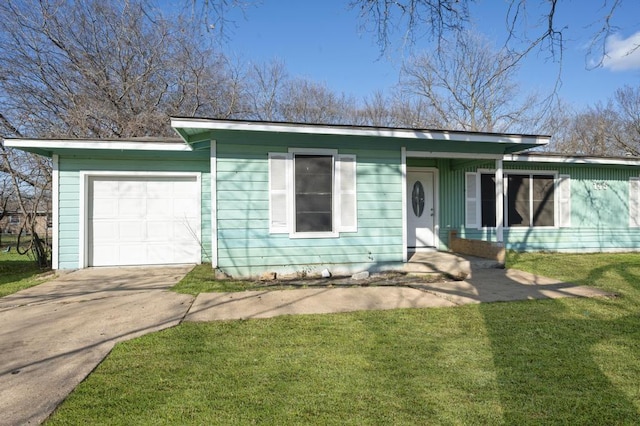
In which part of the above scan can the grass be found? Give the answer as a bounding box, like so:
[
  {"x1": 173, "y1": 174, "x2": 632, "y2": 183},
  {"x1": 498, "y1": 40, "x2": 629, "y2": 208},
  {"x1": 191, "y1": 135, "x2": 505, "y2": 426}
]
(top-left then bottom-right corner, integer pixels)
[
  {"x1": 0, "y1": 250, "x2": 51, "y2": 297},
  {"x1": 171, "y1": 264, "x2": 273, "y2": 294},
  {"x1": 47, "y1": 252, "x2": 640, "y2": 424}
]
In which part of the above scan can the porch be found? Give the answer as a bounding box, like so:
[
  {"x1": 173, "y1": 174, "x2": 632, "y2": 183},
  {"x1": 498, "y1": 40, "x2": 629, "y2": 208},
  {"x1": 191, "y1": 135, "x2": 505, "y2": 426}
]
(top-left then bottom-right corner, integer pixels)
[{"x1": 404, "y1": 251, "x2": 502, "y2": 280}]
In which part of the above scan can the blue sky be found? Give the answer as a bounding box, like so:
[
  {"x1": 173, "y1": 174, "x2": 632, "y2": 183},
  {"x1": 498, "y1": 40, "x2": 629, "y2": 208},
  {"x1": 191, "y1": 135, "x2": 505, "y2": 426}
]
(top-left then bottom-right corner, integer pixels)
[{"x1": 219, "y1": 0, "x2": 640, "y2": 110}]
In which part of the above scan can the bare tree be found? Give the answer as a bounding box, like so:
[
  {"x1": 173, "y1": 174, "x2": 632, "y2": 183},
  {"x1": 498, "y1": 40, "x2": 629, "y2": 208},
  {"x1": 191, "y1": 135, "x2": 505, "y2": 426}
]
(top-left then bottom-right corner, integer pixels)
[
  {"x1": 555, "y1": 104, "x2": 618, "y2": 155},
  {"x1": 0, "y1": 0, "x2": 247, "y2": 265},
  {"x1": 278, "y1": 78, "x2": 358, "y2": 125},
  {"x1": 398, "y1": 31, "x2": 542, "y2": 133},
  {"x1": 245, "y1": 59, "x2": 289, "y2": 121},
  {"x1": 0, "y1": 0, "x2": 246, "y2": 139},
  {"x1": 611, "y1": 85, "x2": 640, "y2": 155},
  {"x1": 349, "y1": 0, "x2": 628, "y2": 66},
  {"x1": 550, "y1": 85, "x2": 640, "y2": 157}
]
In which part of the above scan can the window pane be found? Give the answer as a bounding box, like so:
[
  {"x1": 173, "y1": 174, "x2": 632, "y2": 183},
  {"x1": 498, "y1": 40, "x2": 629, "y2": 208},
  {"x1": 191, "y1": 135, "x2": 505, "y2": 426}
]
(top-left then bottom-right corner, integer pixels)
[
  {"x1": 481, "y1": 174, "x2": 496, "y2": 227},
  {"x1": 508, "y1": 175, "x2": 530, "y2": 227},
  {"x1": 295, "y1": 155, "x2": 333, "y2": 232},
  {"x1": 533, "y1": 175, "x2": 555, "y2": 226}
]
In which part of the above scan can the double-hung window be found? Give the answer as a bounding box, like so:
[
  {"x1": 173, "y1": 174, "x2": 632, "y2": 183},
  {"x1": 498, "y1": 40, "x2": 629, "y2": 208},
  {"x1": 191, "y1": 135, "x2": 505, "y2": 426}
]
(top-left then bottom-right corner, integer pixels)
[
  {"x1": 294, "y1": 155, "x2": 333, "y2": 232},
  {"x1": 466, "y1": 171, "x2": 570, "y2": 229},
  {"x1": 507, "y1": 174, "x2": 555, "y2": 227},
  {"x1": 269, "y1": 149, "x2": 357, "y2": 237}
]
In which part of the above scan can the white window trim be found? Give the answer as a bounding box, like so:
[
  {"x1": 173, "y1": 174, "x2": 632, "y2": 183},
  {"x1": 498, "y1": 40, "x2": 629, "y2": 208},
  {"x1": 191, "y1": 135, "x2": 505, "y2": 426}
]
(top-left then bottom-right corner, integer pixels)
[
  {"x1": 289, "y1": 148, "x2": 339, "y2": 239},
  {"x1": 465, "y1": 171, "x2": 479, "y2": 229},
  {"x1": 52, "y1": 154, "x2": 59, "y2": 269},
  {"x1": 336, "y1": 154, "x2": 358, "y2": 233},
  {"x1": 558, "y1": 174, "x2": 571, "y2": 228},
  {"x1": 210, "y1": 140, "x2": 218, "y2": 267},
  {"x1": 630, "y1": 177, "x2": 640, "y2": 228},
  {"x1": 78, "y1": 171, "x2": 202, "y2": 268},
  {"x1": 268, "y1": 149, "x2": 357, "y2": 239},
  {"x1": 472, "y1": 169, "x2": 560, "y2": 229},
  {"x1": 268, "y1": 152, "x2": 291, "y2": 234}
]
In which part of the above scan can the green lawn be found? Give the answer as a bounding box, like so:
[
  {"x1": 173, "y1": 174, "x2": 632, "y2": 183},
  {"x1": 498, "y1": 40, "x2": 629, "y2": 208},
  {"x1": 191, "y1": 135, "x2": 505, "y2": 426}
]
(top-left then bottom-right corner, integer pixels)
[
  {"x1": 172, "y1": 264, "x2": 278, "y2": 294},
  {"x1": 47, "y1": 253, "x2": 640, "y2": 424},
  {"x1": 0, "y1": 251, "x2": 51, "y2": 297}
]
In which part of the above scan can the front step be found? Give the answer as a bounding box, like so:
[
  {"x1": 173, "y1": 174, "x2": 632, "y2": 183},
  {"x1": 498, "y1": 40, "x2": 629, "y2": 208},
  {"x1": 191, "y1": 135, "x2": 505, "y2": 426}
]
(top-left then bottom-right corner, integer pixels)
[{"x1": 404, "y1": 252, "x2": 501, "y2": 280}]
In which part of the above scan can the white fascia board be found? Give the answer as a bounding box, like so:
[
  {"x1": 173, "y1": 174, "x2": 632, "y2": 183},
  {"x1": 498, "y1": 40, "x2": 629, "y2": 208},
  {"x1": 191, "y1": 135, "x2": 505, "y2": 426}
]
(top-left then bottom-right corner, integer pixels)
[
  {"x1": 407, "y1": 151, "x2": 504, "y2": 160},
  {"x1": 505, "y1": 154, "x2": 640, "y2": 166},
  {"x1": 4, "y1": 139, "x2": 192, "y2": 152},
  {"x1": 171, "y1": 118, "x2": 550, "y2": 145}
]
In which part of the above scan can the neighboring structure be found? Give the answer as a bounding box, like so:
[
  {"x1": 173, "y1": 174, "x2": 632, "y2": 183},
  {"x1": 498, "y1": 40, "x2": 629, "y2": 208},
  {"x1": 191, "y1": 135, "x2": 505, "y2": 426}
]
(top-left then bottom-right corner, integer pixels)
[
  {"x1": 6, "y1": 118, "x2": 640, "y2": 278},
  {"x1": 0, "y1": 211, "x2": 50, "y2": 236}
]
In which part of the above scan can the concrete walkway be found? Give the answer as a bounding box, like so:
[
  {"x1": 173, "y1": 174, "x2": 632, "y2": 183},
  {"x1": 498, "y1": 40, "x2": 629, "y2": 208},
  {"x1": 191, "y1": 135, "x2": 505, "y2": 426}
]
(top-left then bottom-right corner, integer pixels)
[
  {"x1": 0, "y1": 266, "x2": 194, "y2": 426},
  {"x1": 0, "y1": 264, "x2": 613, "y2": 425},
  {"x1": 186, "y1": 268, "x2": 613, "y2": 322}
]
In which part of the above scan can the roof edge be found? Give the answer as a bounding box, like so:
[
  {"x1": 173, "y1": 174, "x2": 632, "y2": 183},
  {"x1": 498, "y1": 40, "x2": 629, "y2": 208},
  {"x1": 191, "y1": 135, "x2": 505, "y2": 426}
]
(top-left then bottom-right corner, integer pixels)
[
  {"x1": 505, "y1": 152, "x2": 640, "y2": 166},
  {"x1": 4, "y1": 138, "x2": 192, "y2": 152},
  {"x1": 170, "y1": 117, "x2": 551, "y2": 145}
]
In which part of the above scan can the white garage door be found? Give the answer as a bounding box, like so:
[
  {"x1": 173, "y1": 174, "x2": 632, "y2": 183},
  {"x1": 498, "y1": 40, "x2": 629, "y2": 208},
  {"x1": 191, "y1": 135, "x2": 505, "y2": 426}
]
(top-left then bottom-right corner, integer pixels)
[{"x1": 88, "y1": 175, "x2": 201, "y2": 266}]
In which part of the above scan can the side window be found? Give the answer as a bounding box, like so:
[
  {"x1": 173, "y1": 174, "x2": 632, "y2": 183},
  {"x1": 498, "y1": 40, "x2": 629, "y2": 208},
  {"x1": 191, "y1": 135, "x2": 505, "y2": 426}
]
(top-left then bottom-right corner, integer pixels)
[
  {"x1": 507, "y1": 174, "x2": 530, "y2": 227},
  {"x1": 467, "y1": 171, "x2": 559, "y2": 229},
  {"x1": 532, "y1": 175, "x2": 555, "y2": 227},
  {"x1": 480, "y1": 174, "x2": 496, "y2": 227},
  {"x1": 294, "y1": 155, "x2": 333, "y2": 233}
]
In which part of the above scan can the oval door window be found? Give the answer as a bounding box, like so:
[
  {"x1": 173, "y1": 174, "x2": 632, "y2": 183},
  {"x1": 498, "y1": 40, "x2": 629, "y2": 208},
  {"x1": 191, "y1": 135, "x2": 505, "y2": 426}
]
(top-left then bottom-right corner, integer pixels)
[{"x1": 412, "y1": 181, "x2": 425, "y2": 217}]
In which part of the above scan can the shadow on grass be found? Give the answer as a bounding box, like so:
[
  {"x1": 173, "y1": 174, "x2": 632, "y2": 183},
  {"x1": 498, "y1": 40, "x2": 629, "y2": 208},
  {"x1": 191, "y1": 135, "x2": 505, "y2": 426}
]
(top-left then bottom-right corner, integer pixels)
[
  {"x1": 479, "y1": 254, "x2": 640, "y2": 423},
  {"x1": 0, "y1": 255, "x2": 49, "y2": 296}
]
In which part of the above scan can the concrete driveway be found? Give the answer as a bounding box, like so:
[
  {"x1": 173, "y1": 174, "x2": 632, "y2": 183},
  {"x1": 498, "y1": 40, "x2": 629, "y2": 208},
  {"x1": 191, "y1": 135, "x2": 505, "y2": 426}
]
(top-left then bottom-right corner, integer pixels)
[{"x1": 0, "y1": 266, "x2": 194, "y2": 426}]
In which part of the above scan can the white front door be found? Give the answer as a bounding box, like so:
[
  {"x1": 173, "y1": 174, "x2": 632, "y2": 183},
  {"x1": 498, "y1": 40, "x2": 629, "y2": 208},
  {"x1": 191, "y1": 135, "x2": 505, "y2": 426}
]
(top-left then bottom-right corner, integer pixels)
[{"x1": 407, "y1": 170, "x2": 435, "y2": 251}]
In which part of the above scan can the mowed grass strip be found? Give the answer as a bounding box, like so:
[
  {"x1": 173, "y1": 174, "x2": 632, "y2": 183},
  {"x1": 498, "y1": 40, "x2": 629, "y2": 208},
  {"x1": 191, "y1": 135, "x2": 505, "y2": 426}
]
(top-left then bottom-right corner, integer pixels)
[
  {"x1": 47, "y1": 253, "x2": 640, "y2": 424},
  {"x1": 172, "y1": 264, "x2": 298, "y2": 294},
  {"x1": 0, "y1": 251, "x2": 50, "y2": 297}
]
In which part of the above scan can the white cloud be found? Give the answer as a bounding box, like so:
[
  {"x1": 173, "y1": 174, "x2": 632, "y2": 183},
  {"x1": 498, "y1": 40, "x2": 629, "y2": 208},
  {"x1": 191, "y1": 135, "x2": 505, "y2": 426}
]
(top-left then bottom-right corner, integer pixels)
[{"x1": 602, "y1": 31, "x2": 640, "y2": 71}]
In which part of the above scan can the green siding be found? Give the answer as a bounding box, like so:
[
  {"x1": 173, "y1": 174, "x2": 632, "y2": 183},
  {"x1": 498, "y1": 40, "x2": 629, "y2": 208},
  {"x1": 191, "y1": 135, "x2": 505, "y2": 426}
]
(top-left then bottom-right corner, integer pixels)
[
  {"x1": 52, "y1": 132, "x2": 640, "y2": 274},
  {"x1": 438, "y1": 161, "x2": 640, "y2": 252},
  {"x1": 57, "y1": 151, "x2": 211, "y2": 269},
  {"x1": 215, "y1": 136, "x2": 404, "y2": 277}
]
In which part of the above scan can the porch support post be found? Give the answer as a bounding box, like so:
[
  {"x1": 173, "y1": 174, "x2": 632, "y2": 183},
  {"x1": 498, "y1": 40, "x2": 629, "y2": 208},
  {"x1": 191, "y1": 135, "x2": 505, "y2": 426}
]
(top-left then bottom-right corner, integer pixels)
[
  {"x1": 495, "y1": 159, "x2": 504, "y2": 244},
  {"x1": 401, "y1": 147, "x2": 408, "y2": 262},
  {"x1": 210, "y1": 139, "x2": 218, "y2": 268}
]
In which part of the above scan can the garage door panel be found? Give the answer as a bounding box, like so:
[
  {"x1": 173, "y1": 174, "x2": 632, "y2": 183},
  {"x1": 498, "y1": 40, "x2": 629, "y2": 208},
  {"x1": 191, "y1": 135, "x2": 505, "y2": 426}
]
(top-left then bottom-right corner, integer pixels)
[
  {"x1": 173, "y1": 220, "x2": 200, "y2": 241},
  {"x1": 173, "y1": 198, "x2": 199, "y2": 217},
  {"x1": 89, "y1": 175, "x2": 201, "y2": 267},
  {"x1": 92, "y1": 180, "x2": 120, "y2": 197},
  {"x1": 147, "y1": 198, "x2": 175, "y2": 218},
  {"x1": 118, "y1": 198, "x2": 145, "y2": 218},
  {"x1": 91, "y1": 221, "x2": 118, "y2": 241},
  {"x1": 118, "y1": 220, "x2": 145, "y2": 241},
  {"x1": 91, "y1": 245, "x2": 118, "y2": 266},
  {"x1": 146, "y1": 180, "x2": 171, "y2": 198},
  {"x1": 91, "y1": 199, "x2": 118, "y2": 219},
  {"x1": 146, "y1": 221, "x2": 175, "y2": 241},
  {"x1": 118, "y1": 180, "x2": 145, "y2": 198}
]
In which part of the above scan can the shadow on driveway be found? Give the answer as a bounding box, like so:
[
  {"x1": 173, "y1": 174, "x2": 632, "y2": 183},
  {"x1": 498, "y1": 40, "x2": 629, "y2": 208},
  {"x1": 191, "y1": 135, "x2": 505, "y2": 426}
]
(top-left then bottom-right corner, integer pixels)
[{"x1": 0, "y1": 265, "x2": 194, "y2": 426}]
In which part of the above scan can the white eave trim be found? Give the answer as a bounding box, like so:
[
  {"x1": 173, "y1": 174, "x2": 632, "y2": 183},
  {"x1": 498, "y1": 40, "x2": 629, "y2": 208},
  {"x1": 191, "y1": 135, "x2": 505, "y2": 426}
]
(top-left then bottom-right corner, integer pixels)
[
  {"x1": 407, "y1": 151, "x2": 504, "y2": 160},
  {"x1": 505, "y1": 154, "x2": 640, "y2": 166},
  {"x1": 4, "y1": 139, "x2": 192, "y2": 152},
  {"x1": 171, "y1": 118, "x2": 550, "y2": 145}
]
